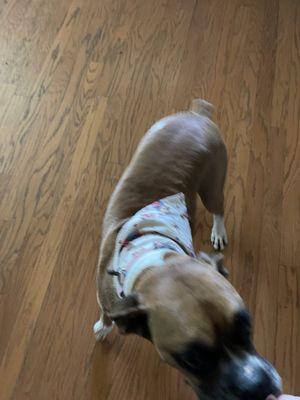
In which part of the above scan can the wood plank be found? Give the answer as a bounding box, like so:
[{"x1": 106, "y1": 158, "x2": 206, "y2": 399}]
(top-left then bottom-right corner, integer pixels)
[
  {"x1": 0, "y1": 77, "x2": 107, "y2": 400},
  {"x1": 0, "y1": 0, "x2": 73, "y2": 95},
  {"x1": 271, "y1": 0, "x2": 300, "y2": 393},
  {"x1": 0, "y1": 0, "x2": 299, "y2": 399},
  {"x1": 0, "y1": 0, "x2": 105, "y2": 357}
]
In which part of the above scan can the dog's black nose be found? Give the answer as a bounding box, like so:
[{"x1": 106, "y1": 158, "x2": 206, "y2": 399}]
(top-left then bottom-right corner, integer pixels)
[{"x1": 224, "y1": 354, "x2": 282, "y2": 400}]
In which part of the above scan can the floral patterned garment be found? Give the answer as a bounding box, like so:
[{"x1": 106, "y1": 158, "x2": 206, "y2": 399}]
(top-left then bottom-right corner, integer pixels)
[{"x1": 111, "y1": 192, "x2": 196, "y2": 297}]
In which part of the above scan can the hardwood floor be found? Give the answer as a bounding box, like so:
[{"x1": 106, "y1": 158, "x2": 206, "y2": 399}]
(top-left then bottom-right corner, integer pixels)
[{"x1": 0, "y1": 0, "x2": 299, "y2": 399}]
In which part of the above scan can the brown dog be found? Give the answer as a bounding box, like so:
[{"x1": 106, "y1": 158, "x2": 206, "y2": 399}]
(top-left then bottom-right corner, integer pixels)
[{"x1": 94, "y1": 100, "x2": 282, "y2": 400}]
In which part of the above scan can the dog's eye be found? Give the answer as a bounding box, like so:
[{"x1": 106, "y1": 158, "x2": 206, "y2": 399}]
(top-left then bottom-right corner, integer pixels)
[
  {"x1": 172, "y1": 342, "x2": 220, "y2": 377},
  {"x1": 227, "y1": 309, "x2": 253, "y2": 351}
]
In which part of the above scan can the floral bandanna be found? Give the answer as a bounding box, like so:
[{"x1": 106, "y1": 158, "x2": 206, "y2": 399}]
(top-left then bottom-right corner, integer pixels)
[{"x1": 111, "y1": 193, "x2": 196, "y2": 297}]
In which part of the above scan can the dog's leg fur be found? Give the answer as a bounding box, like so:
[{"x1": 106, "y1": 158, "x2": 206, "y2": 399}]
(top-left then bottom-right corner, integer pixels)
[
  {"x1": 93, "y1": 224, "x2": 123, "y2": 341},
  {"x1": 211, "y1": 214, "x2": 228, "y2": 250},
  {"x1": 197, "y1": 135, "x2": 228, "y2": 250},
  {"x1": 93, "y1": 313, "x2": 114, "y2": 341},
  {"x1": 93, "y1": 283, "x2": 114, "y2": 341}
]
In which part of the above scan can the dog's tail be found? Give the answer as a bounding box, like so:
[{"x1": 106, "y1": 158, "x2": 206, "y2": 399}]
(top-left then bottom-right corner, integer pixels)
[{"x1": 190, "y1": 98, "x2": 214, "y2": 118}]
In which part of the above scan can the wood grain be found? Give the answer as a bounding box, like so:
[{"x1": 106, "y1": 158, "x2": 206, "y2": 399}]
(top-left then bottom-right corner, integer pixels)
[{"x1": 0, "y1": 0, "x2": 299, "y2": 399}]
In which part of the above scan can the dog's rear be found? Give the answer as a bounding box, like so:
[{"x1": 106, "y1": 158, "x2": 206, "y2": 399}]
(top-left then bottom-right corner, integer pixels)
[{"x1": 103, "y1": 99, "x2": 226, "y2": 230}]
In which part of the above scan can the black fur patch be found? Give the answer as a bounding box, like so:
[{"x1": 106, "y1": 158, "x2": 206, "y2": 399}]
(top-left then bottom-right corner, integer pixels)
[
  {"x1": 125, "y1": 312, "x2": 152, "y2": 341},
  {"x1": 172, "y1": 341, "x2": 221, "y2": 377},
  {"x1": 113, "y1": 310, "x2": 152, "y2": 341},
  {"x1": 226, "y1": 308, "x2": 253, "y2": 351},
  {"x1": 109, "y1": 294, "x2": 152, "y2": 341}
]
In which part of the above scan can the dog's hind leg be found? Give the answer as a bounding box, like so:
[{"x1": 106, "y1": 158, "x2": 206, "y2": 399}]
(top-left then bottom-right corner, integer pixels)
[{"x1": 198, "y1": 140, "x2": 228, "y2": 250}]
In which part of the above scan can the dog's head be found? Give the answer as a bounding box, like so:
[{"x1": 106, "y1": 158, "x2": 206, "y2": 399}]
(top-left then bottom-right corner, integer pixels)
[{"x1": 109, "y1": 253, "x2": 282, "y2": 400}]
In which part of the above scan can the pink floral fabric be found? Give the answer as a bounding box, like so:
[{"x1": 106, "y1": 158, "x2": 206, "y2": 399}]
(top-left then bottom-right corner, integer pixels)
[{"x1": 111, "y1": 192, "x2": 195, "y2": 297}]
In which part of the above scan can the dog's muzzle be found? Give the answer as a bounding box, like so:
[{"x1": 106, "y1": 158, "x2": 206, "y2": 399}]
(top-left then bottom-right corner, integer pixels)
[{"x1": 195, "y1": 353, "x2": 282, "y2": 400}]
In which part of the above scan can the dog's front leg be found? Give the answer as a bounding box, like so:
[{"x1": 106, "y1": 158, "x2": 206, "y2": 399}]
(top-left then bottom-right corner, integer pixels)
[
  {"x1": 211, "y1": 214, "x2": 228, "y2": 250},
  {"x1": 93, "y1": 313, "x2": 114, "y2": 342}
]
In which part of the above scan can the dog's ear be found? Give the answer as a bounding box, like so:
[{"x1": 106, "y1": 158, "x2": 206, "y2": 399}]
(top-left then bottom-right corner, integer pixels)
[
  {"x1": 108, "y1": 293, "x2": 152, "y2": 340},
  {"x1": 198, "y1": 252, "x2": 229, "y2": 277}
]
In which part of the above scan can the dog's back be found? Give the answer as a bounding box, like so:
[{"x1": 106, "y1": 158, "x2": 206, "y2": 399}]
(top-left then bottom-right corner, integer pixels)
[{"x1": 103, "y1": 99, "x2": 226, "y2": 231}]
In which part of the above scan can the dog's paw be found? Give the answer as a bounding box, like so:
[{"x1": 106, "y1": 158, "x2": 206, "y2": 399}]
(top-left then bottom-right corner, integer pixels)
[
  {"x1": 93, "y1": 319, "x2": 114, "y2": 342},
  {"x1": 211, "y1": 215, "x2": 228, "y2": 250}
]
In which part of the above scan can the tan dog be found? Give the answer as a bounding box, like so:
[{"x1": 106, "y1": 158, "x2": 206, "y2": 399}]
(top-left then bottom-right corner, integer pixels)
[{"x1": 94, "y1": 100, "x2": 282, "y2": 400}]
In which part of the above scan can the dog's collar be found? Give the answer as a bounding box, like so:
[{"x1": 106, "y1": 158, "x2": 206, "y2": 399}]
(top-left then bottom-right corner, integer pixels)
[{"x1": 109, "y1": 193, "x2": 195, "y2": 298}]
